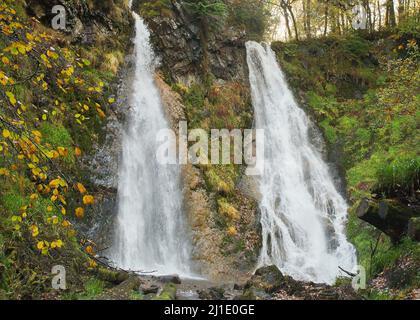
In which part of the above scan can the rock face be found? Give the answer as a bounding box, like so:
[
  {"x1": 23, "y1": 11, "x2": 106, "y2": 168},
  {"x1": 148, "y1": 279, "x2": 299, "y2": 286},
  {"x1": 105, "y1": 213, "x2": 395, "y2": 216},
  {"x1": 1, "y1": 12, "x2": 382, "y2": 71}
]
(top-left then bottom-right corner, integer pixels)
[
  {"x1": 356, "y1": 198, "x2": 419, "y2": 242},
  {"x1": 141, "y1": 1, "x2": 247, "y2": 84},
  {"x1": 155, "y1": 74, "x2": 251, "y2": 281},
  {"x1": 81, "y1": 53, "x2": 136, "y2": 249},
  {"x1": 26, "y1": 0, "x2": 132, "y2": 45}
]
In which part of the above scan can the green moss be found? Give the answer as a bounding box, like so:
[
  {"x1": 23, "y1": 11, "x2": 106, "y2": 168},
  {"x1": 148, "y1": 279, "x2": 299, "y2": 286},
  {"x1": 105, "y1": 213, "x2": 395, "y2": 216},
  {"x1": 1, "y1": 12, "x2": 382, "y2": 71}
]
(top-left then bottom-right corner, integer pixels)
[
  {"x1": 1, "y1": 192, "x2": 25, "y2": 214},
  {"x1": 39, "y1": 122, "x2": 75, "y2": 164},
  {"x1": 152, "y1": 283, "x2": 176, "y2": 300},
  {"x1": 39, "y1": 123, "x2": 72, "y2": 147}
]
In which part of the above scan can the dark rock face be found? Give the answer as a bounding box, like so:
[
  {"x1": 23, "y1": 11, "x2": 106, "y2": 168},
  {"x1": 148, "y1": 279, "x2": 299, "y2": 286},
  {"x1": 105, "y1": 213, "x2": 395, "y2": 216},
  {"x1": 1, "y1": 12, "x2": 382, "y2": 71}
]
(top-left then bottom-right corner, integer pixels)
[
  {"x1": 140, "y1": 1, "x2": 247, "y2": 83},
  {"x1": 79, "y1": 57, "x2": 135, "y2": 250},
  {"x1": 26, "y1": 0, "x2": 132, "y2": 43}
]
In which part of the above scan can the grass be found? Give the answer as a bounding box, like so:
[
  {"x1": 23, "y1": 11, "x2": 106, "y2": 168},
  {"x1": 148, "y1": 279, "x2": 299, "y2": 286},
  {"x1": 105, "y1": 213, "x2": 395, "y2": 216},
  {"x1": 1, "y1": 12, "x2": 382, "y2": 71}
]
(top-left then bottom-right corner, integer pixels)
[
  {"x1": 348, "y1": 209, "x2": 419, "y2": 281},
  {"x1": 77, "y1": 278, "x2": 105, "y2": 300}
]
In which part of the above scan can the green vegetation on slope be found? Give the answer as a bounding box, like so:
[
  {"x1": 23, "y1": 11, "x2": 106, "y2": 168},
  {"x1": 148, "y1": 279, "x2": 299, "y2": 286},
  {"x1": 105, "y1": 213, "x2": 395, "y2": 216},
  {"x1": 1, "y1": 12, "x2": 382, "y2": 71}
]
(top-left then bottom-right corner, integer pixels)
[
  {"x1": 0, "y1": 0, "x2": 131, "y2": 299},
  {"x1": 272, "y1": 25, "x2": 419, "y2": 297}
]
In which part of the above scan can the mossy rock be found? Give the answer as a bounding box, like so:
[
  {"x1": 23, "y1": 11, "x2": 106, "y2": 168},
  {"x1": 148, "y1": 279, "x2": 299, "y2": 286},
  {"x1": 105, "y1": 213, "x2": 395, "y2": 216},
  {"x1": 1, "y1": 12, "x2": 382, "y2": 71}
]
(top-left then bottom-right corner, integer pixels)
[
  {"x1": 152, "y1": 283, "x2": 177, "y2": 300},
  {"x1": 95, "y1": 267, "x2": 129, "y2": 285}
]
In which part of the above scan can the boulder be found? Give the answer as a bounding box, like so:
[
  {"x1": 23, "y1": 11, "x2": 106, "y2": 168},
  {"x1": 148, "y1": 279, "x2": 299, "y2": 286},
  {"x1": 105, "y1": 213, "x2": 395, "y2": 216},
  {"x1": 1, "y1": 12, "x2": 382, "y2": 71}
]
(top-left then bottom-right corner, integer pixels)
[
  {"x1": 198, "y1": 287, "x2": 226, "y2": 300},
  {"x1": 152, "y1": 283, "x2": 177, "y2": 300},
  {"x1": 407, "y1": 217, "x2": 420, "y2": 241},
  {"x1": 244, "y1": 265, "x2": 286, "y2": 294},
  {"x1": 157, "y1": 275, "x2": 182, "y2": 284}
]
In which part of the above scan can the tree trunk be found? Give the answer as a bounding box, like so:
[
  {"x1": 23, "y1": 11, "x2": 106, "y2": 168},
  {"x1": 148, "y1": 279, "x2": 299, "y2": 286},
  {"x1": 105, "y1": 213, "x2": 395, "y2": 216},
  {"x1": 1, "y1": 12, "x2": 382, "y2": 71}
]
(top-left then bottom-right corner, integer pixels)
[
  {"x1": 364, "y1": 0, "x2": 373, "y2": 32},
  {"x1": 398, "y1": 0, "x2": 405, "y2": 23},
  {"x1": 306, "y1": 0, "x2": 311, "y2": 38},
  {"x1": 323, "y1": 4, "x2": 329, "y2": 36},
  {"x1": 386, "y1": 0, "x2": 397, "y2": 27},
  {"x1": 378, "y1": 0, "x2": 382, "y2": 29},
  {"x1": 281, "y1": 2, "x2": 292, "y2": 39},
  {"x1": 287, "y1": 4, "x2": 299, "y2": 41}
]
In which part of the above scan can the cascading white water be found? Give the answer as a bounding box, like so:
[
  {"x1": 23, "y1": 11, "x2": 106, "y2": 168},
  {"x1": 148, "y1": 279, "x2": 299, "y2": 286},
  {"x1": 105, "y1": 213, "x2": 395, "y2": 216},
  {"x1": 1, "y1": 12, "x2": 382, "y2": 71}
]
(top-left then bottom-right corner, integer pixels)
[
  {"x1": 109, "y1": 9, "x2": 192, "y2": 276},
  {"x1": 246, "y1": 41, "x2": 357, "y2": 284}
]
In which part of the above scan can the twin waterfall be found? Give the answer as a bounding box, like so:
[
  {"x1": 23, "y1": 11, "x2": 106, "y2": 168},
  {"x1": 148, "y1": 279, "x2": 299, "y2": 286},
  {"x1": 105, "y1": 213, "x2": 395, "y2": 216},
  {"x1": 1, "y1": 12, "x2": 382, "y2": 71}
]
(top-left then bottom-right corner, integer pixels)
[
  {"x1": 110, "y1": 11, "x2": 356, "y2": 283},
  {"x1": 246, "y1": 42, "x2": 356, "y2": 284},
  {"x1": 109, "y1": 12, "x2": 192, "y2": 276}
]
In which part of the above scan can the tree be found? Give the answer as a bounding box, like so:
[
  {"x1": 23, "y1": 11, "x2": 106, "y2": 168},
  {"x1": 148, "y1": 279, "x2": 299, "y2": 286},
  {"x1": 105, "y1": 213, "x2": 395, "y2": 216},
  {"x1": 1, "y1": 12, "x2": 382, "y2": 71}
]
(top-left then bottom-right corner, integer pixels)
[
  {"x1": 182, "y1": 0, "x2": 228, "y2": 74},
  {"x1": 385, "y1": 0, "x2": 397, "y2": 27}
]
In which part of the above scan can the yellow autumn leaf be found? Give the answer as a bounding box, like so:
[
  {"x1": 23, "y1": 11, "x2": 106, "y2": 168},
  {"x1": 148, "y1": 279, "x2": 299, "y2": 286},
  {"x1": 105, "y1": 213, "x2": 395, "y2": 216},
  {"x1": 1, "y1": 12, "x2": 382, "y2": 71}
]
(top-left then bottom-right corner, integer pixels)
[
  {"x1": 2, "y1": 129, "x2": 11, "y2": 138},
  {"x1": 31, "y1": 225, "x2": 39, "y2": 237},
  {"x1": 88, "y1": 259, "x2": 97, "y2": 268},
  {"x1": 97, "y1": 108, "x2": 106, "y2": 118},
  {"x1": 57, "y1": 147, "x2": 68, "y2": 157},
  {"x1": 75, "y1": 207, "x2": 84, "y2": 219},
  {"x1": 30, "y1": 193, "x2": 38, "y2": 201},
  {"x1": 85, "y1": 245, "x2": 94, "y2": 255},
  {"x1": 55, "y1": 239, "x2": 63, "y2": 248},
  {"x1": 75, "y1": 147, "x2": 82, "y2": 157},
  {"x1": 62, "y1": 220, "x2": 71, "y2": 228},
  {"x1": 227, "y1": 226, "x2": 237, "y2": 236},
  {"x1": 83, "y1": 195, "x2": 94, "y2": 205},
  {"x1": 5, "y1": 91, "x2": 16, "y2": 105},
  {"x1": 76, "y1": 182, "x2": 87, "y2": 194}
]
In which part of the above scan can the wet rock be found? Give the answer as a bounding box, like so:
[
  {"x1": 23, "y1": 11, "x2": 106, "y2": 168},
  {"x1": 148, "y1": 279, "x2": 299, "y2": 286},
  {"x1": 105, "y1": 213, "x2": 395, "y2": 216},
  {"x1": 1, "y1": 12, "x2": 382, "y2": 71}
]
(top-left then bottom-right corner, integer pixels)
[
  {"x1": 408, "y1": 217, "x2": 420, "y2": 241},
  {"x1": 241, "y1": 265, "x2": 359, "y2": 300},
  {"x1": 198, "y1": 287, "x2": 226, "y2": 300},
  {"x1": 157, "y1": 275, "x2": 182, "y2": 285},
  {"x1": 141, "y1": 284, "x2": 160, "y2": 295},
  {"x1": 233, "y1": 283, "x2": 245, "y2": 290},
  {"x1": 237, "y1": 176, "x2": 261, "y2": 202}
]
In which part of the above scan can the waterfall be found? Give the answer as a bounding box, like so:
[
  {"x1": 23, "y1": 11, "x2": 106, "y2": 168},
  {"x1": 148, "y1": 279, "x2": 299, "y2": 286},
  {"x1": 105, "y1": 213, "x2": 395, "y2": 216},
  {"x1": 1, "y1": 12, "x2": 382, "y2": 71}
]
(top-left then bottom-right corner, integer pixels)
[
  {"x1": 109, "y1": 10, "x2": 192, "y2": 276},
  {"x1": 246, "y1": 42, "x2": 357, "y2": 284}
]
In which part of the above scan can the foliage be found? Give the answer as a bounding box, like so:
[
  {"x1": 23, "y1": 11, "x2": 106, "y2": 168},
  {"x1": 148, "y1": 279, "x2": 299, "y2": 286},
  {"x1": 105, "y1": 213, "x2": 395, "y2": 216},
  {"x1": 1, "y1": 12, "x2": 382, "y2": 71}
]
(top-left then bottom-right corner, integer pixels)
[
  {"x1": 78, "y1": 278, "x2": 105, "y2": 300},
  {"x1": 227, "y1": 0, "x2": 271, "y2": 40},
  {"x1": 138, "y1": 0, "x2": 172, "y2": 18},
  {"x1": 183, "y1": 0, "x2": 228, "y2": 21},
  {"x1": 0, "y1": 1, "x2": 125, "y2": 298}
]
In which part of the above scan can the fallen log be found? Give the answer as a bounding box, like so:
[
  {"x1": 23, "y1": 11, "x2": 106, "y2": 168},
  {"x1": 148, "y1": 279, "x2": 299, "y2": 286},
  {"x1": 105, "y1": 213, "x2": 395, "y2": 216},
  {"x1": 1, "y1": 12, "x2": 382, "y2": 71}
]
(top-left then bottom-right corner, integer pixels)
[{"x1": 356, "y1": 198, "x2": 418, "y2": 242}]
